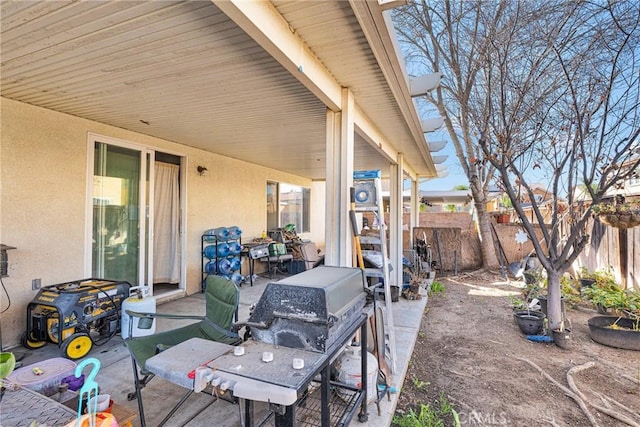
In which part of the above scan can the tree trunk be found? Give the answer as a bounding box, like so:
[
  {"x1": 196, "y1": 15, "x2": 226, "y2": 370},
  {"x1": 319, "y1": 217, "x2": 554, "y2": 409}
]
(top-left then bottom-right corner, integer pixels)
[
  {"x1": 472, "y1": 191, "x2": 499, "y2": 269},
  {"x1": 546, "y1": 270, "x2": 563, "y2": 331}
]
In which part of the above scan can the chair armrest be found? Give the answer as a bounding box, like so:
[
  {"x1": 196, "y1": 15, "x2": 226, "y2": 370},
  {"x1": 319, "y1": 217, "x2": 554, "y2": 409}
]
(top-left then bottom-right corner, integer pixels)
[{"x1": 125, "y1": 310, "x2": 205, "y2": 321}]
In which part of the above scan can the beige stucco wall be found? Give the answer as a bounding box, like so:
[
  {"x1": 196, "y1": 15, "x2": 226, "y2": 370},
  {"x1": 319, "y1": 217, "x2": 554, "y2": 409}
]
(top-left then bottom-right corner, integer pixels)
[{"x1": 0, "y1": 97, "x2": 318, "y2": 348}]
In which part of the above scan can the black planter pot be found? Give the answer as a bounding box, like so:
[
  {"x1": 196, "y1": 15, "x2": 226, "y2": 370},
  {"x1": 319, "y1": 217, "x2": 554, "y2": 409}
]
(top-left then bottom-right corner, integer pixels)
[
  {"x1": 514, "y1": 310, "x2": 545, "y2": 335},
  {"x1": 579, "y1": 278, "x2": 596, "y2": 296},
  {"x1": 580, "y1": 278, "x2": 595, "y2": 287},
  {"x1": 587, "y1": 316, "x2": 640, "y2": 351},
  {"x1": 551, "y1": 328, "x2": 571, "y2": 349}
]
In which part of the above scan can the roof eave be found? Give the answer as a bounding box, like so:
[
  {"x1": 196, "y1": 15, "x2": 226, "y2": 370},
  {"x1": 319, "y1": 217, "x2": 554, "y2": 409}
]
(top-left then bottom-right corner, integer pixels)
[{"x1": 348, "y1": 0, "x2": 436, "y2": 179}]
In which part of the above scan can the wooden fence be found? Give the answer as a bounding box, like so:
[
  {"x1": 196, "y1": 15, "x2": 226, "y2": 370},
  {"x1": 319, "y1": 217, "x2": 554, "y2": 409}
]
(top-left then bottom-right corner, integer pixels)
[
  {"x1": 575, "y1": 218, "x2": 640, "y2": 291},
  {"x1": 369, "y1": 210, "x2": 640, "y2": 287}
]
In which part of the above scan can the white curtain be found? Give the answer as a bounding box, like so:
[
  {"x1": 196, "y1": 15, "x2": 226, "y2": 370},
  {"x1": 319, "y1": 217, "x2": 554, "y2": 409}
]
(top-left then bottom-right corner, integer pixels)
[{"x1": 153, "y1": 162, "x2": 180, "y2": 283}]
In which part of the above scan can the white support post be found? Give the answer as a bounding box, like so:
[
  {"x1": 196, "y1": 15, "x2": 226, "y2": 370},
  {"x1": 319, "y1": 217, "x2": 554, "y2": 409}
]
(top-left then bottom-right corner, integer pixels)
[
  {"x1": 324, "y1": 109, "x2": 341, "y2": 266},
  {"x1": 324, "y1": 89, "x2": 355, "y2": 267},
  {"x1": 389, "y1": 157, "x2": 404, "y2": 290},
  {"x1": 340, "y1": 88, "x2": 355, "y2": 267}
]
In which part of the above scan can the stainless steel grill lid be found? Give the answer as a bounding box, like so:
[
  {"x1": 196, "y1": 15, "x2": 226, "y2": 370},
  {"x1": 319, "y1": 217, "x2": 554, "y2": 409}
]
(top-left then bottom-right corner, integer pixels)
[{"x1": 248, "y1": 266, "x2": 366, "y2": 353}]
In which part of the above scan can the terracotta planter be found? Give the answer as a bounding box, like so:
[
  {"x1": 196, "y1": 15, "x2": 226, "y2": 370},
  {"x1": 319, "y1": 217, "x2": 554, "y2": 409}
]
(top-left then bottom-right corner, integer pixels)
[{"x1": 496, "y1": 213, "x2": 510, "y2": 224}]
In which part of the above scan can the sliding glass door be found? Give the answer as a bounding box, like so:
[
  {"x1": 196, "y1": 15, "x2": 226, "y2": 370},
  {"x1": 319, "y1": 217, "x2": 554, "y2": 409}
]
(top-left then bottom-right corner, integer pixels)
[
  {"x1": 92, "y1": 143, "x2": 142, "y2": 284},
  {"x1": 88, "y1": 136, "x2": 184, "y2": 293}
]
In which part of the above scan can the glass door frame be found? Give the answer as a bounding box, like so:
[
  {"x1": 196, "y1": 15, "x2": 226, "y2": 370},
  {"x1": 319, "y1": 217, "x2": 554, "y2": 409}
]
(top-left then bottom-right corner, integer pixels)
[{"x1": 84, "y1": 133, "x2": 187, "y2": 293}]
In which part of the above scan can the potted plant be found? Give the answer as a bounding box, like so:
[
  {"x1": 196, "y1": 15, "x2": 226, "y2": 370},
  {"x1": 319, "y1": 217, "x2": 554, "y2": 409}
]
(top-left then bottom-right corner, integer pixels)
[
  {"x1": 513, "y1": 310, "x2": 546, "y2": 335},
  {"x1": 511, "y1": 269, "x2": 546, "y2": 335},
  {"x1": 496, "y1": 212, "x2": 510, "y2": 223},
  {"x1": 577, "y1": 266, "x2": 596, "y2": 290},
  {"x1": 592, "y1": 197, "x2": 640, "y2": 229},
  {"x1": 585, "y1": 287, "x2": 640, "y2": 350},
  {"x1": 496, "y1": 194, "x2": 512, "y2": 223},
  {"x1": 576, "y1": 266, "x2": 618, "y2": 298},
  {"x1": 516, "y1": 269, "x2": 575, "y2": 346},
  {"x1": 580, "y1": 268, "x2": 623, "y2": 313}
]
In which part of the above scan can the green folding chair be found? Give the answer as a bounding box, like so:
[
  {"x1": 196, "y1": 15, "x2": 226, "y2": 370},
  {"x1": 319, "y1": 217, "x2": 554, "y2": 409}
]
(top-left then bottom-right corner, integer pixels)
[{"x1": 124, "y1": 275, "x2": 242, "y2": 427}]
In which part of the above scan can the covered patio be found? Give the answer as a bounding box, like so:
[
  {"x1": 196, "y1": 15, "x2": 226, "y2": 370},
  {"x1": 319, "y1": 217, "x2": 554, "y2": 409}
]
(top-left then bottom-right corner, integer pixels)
[
  {"x1": 2, "y1": 1, "x2": 439, "y2": 425},
  {"x1": 6, "y1": 275, "x2": 429, "y2": 426}
]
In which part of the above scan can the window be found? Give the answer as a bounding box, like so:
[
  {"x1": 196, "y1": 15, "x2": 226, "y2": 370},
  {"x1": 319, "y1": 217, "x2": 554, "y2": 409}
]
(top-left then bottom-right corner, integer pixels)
[
  {"x1": 266, "y1": 182, "x2": 310, "y2": 233},
  {"x1": 626, "y1": 165, "x2": 640, "y2": 187}
]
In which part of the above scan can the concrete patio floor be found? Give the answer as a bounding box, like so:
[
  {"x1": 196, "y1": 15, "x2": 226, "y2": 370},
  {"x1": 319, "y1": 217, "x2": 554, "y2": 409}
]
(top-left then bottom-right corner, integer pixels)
[{"x1": 9, "y1": 274, "x2": 428, "y2": 427}]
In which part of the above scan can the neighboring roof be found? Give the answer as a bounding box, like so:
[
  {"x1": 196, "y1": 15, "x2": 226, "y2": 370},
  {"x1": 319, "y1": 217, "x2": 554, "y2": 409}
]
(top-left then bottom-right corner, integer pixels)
[
  {"x1": 0, "y1": 0, "x2": 436, "y2": 180},
  {"x1": 419, "y1": 190, "x2": 471, "y2": 205}
]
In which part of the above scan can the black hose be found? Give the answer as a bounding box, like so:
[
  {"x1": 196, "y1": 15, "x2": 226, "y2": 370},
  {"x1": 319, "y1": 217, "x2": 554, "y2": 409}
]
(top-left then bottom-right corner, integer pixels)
[{"x1": 75, "y1": 280, "x2": 130, "y2": 347}]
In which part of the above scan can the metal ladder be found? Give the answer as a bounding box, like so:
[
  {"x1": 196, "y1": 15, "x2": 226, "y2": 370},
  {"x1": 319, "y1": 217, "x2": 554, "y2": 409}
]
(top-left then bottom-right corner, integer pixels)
[{"x1": 354, "y1": 172, "x2": 397, "y2": 374}]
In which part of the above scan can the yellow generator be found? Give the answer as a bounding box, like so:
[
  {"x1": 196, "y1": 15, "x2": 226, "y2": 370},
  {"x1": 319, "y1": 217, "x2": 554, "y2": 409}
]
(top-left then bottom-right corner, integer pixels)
[{"x1": 22, "y1": 278, "x2": 131, "y2": 359}]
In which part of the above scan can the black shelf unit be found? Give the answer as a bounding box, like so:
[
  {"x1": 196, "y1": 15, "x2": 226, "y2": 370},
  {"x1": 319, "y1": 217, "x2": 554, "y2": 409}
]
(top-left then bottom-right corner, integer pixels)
[{"x1": 201, "y1": 231, "x2": 242, "y2": 292}]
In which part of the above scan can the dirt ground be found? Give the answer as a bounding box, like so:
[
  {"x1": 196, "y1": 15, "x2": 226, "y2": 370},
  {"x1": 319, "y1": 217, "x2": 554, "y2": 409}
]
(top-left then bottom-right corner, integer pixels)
[{"x1": 393, "y1": 270, "x2": 640, "y2": 426}]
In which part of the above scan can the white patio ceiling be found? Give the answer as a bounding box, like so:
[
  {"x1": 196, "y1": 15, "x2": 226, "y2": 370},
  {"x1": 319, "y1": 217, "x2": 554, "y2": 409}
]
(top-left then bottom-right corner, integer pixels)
[{"x1": 1, "y1": 0, "x2": 436, "y2": 181}]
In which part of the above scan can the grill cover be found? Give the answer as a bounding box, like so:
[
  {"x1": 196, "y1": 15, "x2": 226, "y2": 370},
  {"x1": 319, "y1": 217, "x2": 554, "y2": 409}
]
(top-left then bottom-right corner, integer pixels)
[{"x1": 249, "y1": 266, "x2": 366, "y2": 353}]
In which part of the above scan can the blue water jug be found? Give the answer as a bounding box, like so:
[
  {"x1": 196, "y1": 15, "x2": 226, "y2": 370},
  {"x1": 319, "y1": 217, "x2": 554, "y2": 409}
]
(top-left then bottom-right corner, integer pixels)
[
  {"x1": 217, "y1": 258, "x2": 233, "y2": 275},
  {"x1": 229, "y1": 256, "x2": 242, "y2": 271},
  {"x1": 216, "y1": 243, "x2": 230, "y2": 257},
  {"x1": 229, "y1": 272, "x2": 244, "y2": 285},
  {"x1": 204, "y1": 261, "x2": 218, "y2": 274},
  {"x1": 228, "y1": 242, "x2": 242, "y2": 255},
  {"x1": 228, "y1": 226, "x2": 242, "y2": 240},
  {"x1": 203, "y1": 245, "x2": 217, "y2": 259},
  {"x1": 203, "y1": 227, "x2": 230, "y2": 242}
]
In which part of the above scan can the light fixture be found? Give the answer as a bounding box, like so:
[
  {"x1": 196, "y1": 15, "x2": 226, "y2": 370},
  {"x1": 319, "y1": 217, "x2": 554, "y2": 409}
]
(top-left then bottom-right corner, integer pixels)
[
  {"x1": 409, "y1": 73, "x2": 444, "y2": 97},
  {"x1": 421, "y1": 116, "x2": 444, "y2": 133},
  {"x1": 197, "y1": 166, "x2": 208, "y2": 176}
]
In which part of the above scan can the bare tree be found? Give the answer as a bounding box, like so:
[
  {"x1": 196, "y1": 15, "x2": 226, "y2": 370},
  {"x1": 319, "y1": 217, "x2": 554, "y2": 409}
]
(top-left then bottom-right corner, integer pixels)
[
  {"x1": 395, "y1": 0, "x2": 640, "y2": 331},
  {"x1": 393, "y1": 0, "x2": 505, "y2": 268},
  {"x1": 476, "y1": 1, "x2": 640, "y2": 331}
]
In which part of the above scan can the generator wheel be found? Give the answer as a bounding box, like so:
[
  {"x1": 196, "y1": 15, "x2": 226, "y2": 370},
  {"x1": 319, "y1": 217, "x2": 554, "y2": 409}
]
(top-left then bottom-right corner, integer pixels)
[
  {"x1": 21, "y1": 331, "x2": 47, "y2": 349},
  {"x1": 61, "y1": 333, "x2": 93, "y2": 359}
]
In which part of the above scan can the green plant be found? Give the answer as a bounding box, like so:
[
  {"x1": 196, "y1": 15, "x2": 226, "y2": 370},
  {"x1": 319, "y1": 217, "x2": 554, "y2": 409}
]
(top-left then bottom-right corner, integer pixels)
[
  {"x1": 509, "y1": 295, "x2": 528, "y2": 310},
  {"x1": 518, "y1": 268, "x2": 547, "y2": 306},
  {"x1": 592, "y1": 200, "x2": 640, "y2": 215},
  {"x1": 430, "y1": 281, "x2": 444, "y2": 294},
  {"x1": 577, "y1": 267, "x2": 619, "y2": 290},
  {"x1": 0, "y1": 352, "x2": 15, "y2": 380},
  {"x1": 500, "y1": 193, "x2": 513, "y2": 210},
  {"x1": 583, "y1": 285, "x2": 640, "y2": 330},
  {"x1": 583, "y1": 286, "x2": 621, "y2": 310},
  {"x1": 412, "y1": 377, "x2": 431, "y2": 390},
  {"x1": 560, "y1": 274, "x2": 581, "y2": 307},
  {"x1": 393, "y1": 392, "x2": 460, "y2": 427}
]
